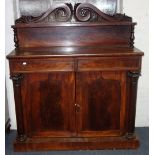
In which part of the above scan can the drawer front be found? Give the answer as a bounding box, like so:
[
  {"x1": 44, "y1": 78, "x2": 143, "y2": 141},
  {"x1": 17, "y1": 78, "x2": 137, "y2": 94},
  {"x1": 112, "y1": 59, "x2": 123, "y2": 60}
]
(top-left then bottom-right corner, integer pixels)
[
  {"x1": 78, "y1": 57, "x2": 141, "y2": 71},
  {"x1": 9, "y1": 59, "x2": 74, "y2": 73}
]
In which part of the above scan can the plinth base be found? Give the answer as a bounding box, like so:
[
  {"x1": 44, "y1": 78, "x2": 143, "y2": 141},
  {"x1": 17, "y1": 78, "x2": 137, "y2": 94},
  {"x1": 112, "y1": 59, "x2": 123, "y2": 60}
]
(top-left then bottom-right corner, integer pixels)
[{"x1": 14, "y1": 136, "x2": 140, "y2": 152}]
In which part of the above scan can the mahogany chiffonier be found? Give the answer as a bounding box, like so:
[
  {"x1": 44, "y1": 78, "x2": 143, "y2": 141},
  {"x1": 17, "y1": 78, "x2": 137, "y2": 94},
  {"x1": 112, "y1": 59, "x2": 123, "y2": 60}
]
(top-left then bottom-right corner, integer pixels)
[{"x1": 7, "y1": 1, "x2": 144, "y2": 152}]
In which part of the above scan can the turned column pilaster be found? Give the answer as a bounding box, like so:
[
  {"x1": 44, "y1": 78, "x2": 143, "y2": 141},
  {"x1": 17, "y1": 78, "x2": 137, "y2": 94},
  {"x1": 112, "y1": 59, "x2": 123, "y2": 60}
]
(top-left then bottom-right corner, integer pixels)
[
  {"x1": 125, "y1": 71, "x2": 140, "y2": 139},
  {"x1": 10, "y1": 74, "x2": 26, "y2": 142}
]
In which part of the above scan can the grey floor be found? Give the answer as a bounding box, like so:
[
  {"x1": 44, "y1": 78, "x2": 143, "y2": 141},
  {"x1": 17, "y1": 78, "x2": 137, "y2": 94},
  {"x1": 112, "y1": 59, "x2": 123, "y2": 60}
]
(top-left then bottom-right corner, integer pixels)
[{"x1": 5, "y1": 127, "x2": 149, "y2": 155}]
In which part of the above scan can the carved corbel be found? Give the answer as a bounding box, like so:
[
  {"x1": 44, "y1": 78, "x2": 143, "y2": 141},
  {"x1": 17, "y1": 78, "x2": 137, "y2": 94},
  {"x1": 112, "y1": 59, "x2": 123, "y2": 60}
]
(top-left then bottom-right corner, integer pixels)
[
  {"x1": 13, "y1": 28, "x2": 19, "y2": 48},
  {"x1": 10, "y1": 74, "x2": 24, "y2": 86},
  {"x1": 128, "y1": 71, "x2": 141, "y2": 85},
  {"x1": 130, "y1": 25, "x2": 135, "y2": 48}
]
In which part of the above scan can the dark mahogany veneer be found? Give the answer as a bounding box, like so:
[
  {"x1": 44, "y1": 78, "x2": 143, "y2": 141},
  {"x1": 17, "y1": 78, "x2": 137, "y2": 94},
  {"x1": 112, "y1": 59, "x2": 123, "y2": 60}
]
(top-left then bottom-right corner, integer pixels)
[{"x1": 7, "y1": 2, "x2": 144, "y2": 152}]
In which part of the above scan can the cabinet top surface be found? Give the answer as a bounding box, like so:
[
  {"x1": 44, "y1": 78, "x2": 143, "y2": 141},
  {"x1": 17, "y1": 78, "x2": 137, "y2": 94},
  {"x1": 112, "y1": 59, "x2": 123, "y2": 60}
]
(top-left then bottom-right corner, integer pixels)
[{"x1": 7, "y1": 47, "x2": 144, "y2": 59}]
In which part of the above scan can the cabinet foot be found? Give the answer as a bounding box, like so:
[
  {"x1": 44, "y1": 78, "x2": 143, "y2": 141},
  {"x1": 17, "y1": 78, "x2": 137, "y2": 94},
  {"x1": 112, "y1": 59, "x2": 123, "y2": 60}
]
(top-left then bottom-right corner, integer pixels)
[
  {"x1": 125, "y1": 133, "x2": 136, "y2": 139},
  {"x1": 16, "y1": 135, "x2": 27, "y2": 142},
  {"x1": 5, "y1": 118, "x2": 11, "y2": 134}
]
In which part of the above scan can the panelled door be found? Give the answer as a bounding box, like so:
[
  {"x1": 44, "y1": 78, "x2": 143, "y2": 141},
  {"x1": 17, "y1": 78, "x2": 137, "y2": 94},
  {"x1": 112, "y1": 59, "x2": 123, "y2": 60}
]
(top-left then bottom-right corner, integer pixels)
[
  {"x1": 21, "y1": 72, "x2": 76, "y2": 138},
  {"x1": 76, "y1": 71, "x2": 127, "y2": 137},
  {"x1": 18, "y1": 60, "x2": 127, "y2": 138}
]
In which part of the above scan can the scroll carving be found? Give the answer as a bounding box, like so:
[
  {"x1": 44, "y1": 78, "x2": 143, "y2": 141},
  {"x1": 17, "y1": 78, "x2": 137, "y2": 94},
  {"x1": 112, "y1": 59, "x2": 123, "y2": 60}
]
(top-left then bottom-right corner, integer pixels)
[
  {"x1": 74, "y1": 3, "x2": 132, "y2": 22},
  {"x1": 15, "y1": 3, "x2": 132, "y2": 23},
  {"x1": 15, "y1": 3, "x2": 73, "y2": 23}
]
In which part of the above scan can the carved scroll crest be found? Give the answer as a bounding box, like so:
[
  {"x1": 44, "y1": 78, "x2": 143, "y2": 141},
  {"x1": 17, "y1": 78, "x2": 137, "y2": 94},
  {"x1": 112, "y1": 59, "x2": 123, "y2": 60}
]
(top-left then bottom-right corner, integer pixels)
[
  {"x1": 74, "y1": 3, "x2": 132, "y2": 22},
  {"x1": 15, "y1": 3, "x2": 132, "y2": 23},
  {"x1": 15, "y1": 3, "x2": 73, "y2": 23}
]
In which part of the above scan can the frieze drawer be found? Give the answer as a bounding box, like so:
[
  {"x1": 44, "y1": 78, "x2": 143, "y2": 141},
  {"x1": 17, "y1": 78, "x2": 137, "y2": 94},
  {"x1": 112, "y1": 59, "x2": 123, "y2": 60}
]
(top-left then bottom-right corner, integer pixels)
[
  {"x1": 9, "y1": 59, "x2": 74, "y2": 73},
  {"x1": 77, "y1": 57, "x2": 141, "y2": 71}
]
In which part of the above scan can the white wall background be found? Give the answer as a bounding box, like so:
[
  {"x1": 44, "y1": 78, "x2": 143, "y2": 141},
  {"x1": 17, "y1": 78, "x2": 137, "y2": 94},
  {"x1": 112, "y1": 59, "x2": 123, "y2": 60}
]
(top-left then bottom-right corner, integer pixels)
[
  {"x1": 123, "y1": 0, "x2": 149, "y2": 126},
  {"x1": 5, "y1": 0, "x2": 149, "y2": 129},
  {"x1": 5, "y1": 0, "x2": 17, "y2": 129}
]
